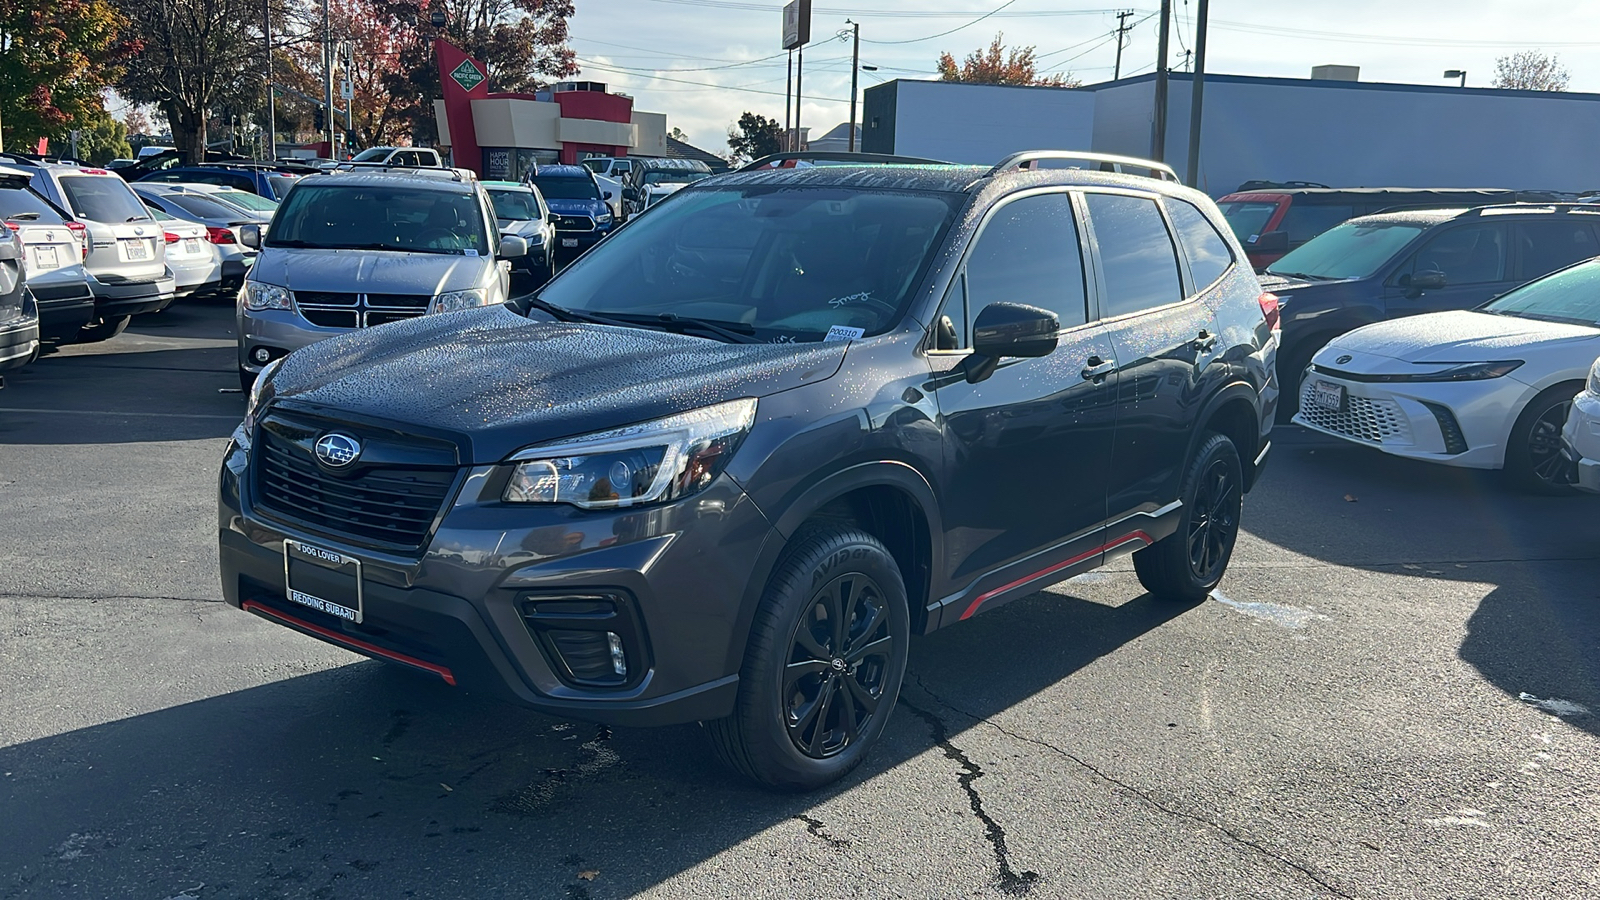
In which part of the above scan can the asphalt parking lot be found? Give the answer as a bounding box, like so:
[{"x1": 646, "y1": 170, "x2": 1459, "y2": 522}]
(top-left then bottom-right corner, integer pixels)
[{"x1": 1, "y1": 299, "x2": 1598, "y2": 900}]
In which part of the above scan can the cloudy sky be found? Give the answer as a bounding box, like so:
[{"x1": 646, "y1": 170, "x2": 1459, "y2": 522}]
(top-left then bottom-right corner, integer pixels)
[{"x1": 565, "y1": 0, "x2": 1600, "y2": 155}]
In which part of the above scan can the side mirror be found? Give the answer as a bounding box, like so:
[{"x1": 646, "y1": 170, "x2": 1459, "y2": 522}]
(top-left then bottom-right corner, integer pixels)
[
  {"x1": 498, "y1": 234, "x2": 529, "y2": 259},
  {"x1": 965, "y1": 302, "x2": 1059, "y2": 383},
  {"x1": 239, "y1": 224, "x2": 261, "y2": 249},
  {"x1": 623, "y1": 187, "x2": 640, "y2": 202},
  {"x1": 547, "y1": 213, "x2": 561, "y2": 224},
  {"x1": 1250, "y1": 230, "x2": 1289, "y2": 254},
  {"x1": 602, "y1": 190, "x2": 614, "y2": 200},
  {"x1": 1402, "y1": 269, "x2": 1447, "y2": 297}
]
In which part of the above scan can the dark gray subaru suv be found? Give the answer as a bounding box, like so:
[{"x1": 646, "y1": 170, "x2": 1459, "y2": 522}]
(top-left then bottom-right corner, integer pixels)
[{"x1": 219, "y1": 151, "x2": 1279, "y2": 789}]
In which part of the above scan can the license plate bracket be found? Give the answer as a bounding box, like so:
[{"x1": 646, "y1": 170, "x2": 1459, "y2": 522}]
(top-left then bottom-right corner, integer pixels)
[
  {"x1": 1312, "y1": 380, "x2": 1345, "y2": 412},
  {"x1": 34, "y1": 246, "x2": 60, "y2": 270},
  {"x1": 561, "y1": 237, "x2": 579, "y2": 248},
  {"x1": 184, "y1": 238, "x2": 202, "y2": 254},
  {"x1": 123, "y1": 239, "x2": 150, "y2": 261},
  {"x1": 283, "y1": 539, "x2": 363, "y2": 623}
]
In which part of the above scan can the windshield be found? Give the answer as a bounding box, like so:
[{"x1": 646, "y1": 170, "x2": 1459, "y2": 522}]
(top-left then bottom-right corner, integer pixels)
[
  {"x1": 0, "y1": 187, "x2": 69, "y2": 225},
  {"x1": 214, "y1": 189, "x2": 278, "y2": 213},
  {"x1": 536, "y1": 186, "x2": 960, "y2": 342},
  {"x1": 580, "y1": 159, "x2": 607, "y2": 174},
  {"x1": 267, "y1": 175, "x2": 299, "y2": 199},
  {"x1": 59, "y1": 175, "x2": 151, "y2": 223},
  {"x1": 351, "y1": 148, "x2": 391, "y2": 162},
  {"x1": 1219, "y1": 201, "x2": 1279, "y2": 242},
  {"x1": 644, "y1": 171, "x2": 711, "y2": 187},
  {"x1": 1266, "y1": 220, "x2": 1428, "y2": 280},
  {"x1": 530, "y1": 177, "x2": 600, "y2": 201},
  {"x1": 266, "y1": 184, "x2": 490, "y2": 254},
  {"x1": 1484, "y1": 259, "x2": 1600, "y2": 326},
  {"x1": 489, "y1": 189, "x2": 540, "y2": 221}
]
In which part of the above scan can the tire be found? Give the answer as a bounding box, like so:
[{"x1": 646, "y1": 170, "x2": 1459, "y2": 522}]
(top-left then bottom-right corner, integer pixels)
[
  {"x1": 705, "y1": 526, "x2": 910, "y2": 790},
  {"x1": 239, "y1": 367, "x2": 257, "y2": 393},
  {"x1": 1504, "y1": 382, "x2": 1582, "y2": 495},
  {"x1": 74, "y1": 315, "x2": 130, "y2": 344},
  {"x1": 1134, "y1": 432, "x2": 1244, "y2": 602}
]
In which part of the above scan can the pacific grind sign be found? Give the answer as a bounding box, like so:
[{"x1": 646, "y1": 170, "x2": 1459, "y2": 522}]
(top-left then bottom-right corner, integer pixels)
[{"x1": 782, "y1": 0, "x2": 811, "y2": 50}]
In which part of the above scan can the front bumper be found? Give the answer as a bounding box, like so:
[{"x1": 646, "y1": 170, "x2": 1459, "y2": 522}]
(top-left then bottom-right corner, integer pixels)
[
  {"x1": 237, "y1": 307, "x2": 361, "y2": 374},
  {"x1": 217, "y1": 430, "x2": 777, "y2": 725},
  {"x1": 1562, "y1": 389, "x2": 1600, "y2": 493},
  {"x1": 1291, "y1": 366, "x2": 1530, "y2": 469}
]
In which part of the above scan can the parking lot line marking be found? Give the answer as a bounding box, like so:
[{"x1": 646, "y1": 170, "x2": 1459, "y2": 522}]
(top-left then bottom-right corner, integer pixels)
[{"x1": 0, "y1": 408, "x2": 241, "y2": 421}]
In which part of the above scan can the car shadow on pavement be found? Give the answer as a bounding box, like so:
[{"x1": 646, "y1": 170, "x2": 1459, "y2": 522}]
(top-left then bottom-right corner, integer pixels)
[
  {"x1": 0, "y1": 588, "x2": 1193, "y2": 898},
  {"x1": 1253, "y1": 427, "x2": 1600, "y2": 738}
]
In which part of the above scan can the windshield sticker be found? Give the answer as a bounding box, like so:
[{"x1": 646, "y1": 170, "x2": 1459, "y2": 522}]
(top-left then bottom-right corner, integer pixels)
[
  {"x1": 824, "y1": 325, "x2": 866, "y2": 343},
  {"x1": 463, "y1": 248, "x2": 479, "y2": 256},
  {"x1": 827, "y1": 291, "x2": 874, "y2": 309},
  {"x1": 770, "y1": 335, "x2": 798, "y2": 344},
  {"x1": 1247, "y1": 233, "x2": 1260, "y2": 244}
]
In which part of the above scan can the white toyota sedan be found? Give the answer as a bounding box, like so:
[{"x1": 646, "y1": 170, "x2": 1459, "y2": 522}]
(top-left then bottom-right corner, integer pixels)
[
  {"x1": 1562, "y1": 357, "x2": 1600, "y2": 493},
  {"x1": 1294, "y1": 258, "x2": 1600, "y2": 493}
]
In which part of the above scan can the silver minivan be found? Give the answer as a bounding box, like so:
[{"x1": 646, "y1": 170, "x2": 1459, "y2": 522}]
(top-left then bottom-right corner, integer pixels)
[
  {"x1": 22, "y1": 161, "x2": 175, "y2": 341},
  {"x1": 235, "y1": 168, "x2": 525, "y2": 389}
]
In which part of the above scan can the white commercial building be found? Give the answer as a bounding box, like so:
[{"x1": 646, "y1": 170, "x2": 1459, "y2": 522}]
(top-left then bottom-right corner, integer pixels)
[{"x1": 862, "y1": 71, "x2": 1600, "y2": 196}]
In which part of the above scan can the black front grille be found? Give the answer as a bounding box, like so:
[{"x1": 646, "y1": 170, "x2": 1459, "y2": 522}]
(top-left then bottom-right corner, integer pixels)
[
  {"x1": 366, "y1": 293, "x2": 431, "y2": 309},
  {"x1": 294, "y1": 291, "x2": 430, "y2": 329},
  {"x1": 556, "y1": 215, "x2": 594, "y2": 232},
  {"x1": 253, "y1": 427, "x2": 457, "y2": 550},
  {"x1": 294, "y1": 291, "x2": 359, "y2": 306}
]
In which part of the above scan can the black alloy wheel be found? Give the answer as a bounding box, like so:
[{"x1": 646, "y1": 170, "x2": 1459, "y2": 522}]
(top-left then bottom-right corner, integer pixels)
[
  {"x1": 1187, "y1": 456, "x2": 1240, "y2": 583},
  {"x1": 783, "y1": 571, "x2": 894, "y2": 759},
  {"x1": 1526, "y1": 399, "x2": 1573, "y2": 487},
  {"x1": 1506, "y1": 383, "x2": 1583, "y2": 495}
]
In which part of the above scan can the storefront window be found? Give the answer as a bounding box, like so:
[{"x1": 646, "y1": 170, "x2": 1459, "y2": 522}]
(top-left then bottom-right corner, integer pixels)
[{"x1": 482, "y1": 147, "x2": 561, "y2": 182}]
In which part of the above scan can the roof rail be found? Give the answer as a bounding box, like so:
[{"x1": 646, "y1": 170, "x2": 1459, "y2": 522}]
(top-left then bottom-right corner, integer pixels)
[
  {"x1": 1458, "y1": 201, "x2": 1596, "y2": 216},
  {"x1": 736, "y1": 151, "x2": 951, "y2": 172},
  {"x1": 327, "y1": 163, "x2": 474, "y2": 182},
  {"x1": 988, "y1": 150, "x2": 1180, "y2": 182}
]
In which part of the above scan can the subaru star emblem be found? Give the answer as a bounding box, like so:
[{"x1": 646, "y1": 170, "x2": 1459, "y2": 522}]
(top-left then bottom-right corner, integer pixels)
[
  {"x1": 133, "y1": 226, "x2": 145, "y2": 236},
  {"x1": 314, "y1": 433, "x2": 362, "y2": 468},
  {"x1": 1335, "y1": 354, "x2": 1353, "y2": 365}
]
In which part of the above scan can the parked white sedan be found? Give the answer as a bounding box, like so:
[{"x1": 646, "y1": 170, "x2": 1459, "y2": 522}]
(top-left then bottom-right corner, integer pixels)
[
  {"x1": 1561, "y1": 357, "x2": 1600, "y2": 492},
  {"x1": 1293, "y1": 258, "x2": 1600, "y2": 493}
]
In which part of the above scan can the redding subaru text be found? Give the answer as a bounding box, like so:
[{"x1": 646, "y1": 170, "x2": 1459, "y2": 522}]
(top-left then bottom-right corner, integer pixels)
[{"x1": 219, "y1": 151, "x2": 1278, "y2": 789}]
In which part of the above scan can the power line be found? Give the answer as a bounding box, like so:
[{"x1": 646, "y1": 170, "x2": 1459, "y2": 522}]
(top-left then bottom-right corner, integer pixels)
[
  {"x1": 861, "y1": 0, "x2": 1026, "y2": 45},
  {"x1": 576, "y1": 58, "x2": 855, "y2": 102},
  {"x1": 640, "y1": 0, "x2": 1136, "y2": 18}
]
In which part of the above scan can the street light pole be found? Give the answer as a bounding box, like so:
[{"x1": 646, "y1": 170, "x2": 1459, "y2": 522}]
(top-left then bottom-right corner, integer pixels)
[
  {"x1": 847, "y1": 20, "x2": 860, "y2": 152},
  {"x1": 322, "y1": 0, "x2": 334, "y2": 153},
  {"x1": 1444, "y1": 69, "x2": 1467, "y2": 88},
  {"x1": 263, "y1": 0, "x2": 276, "y2": 160},
  {"x1": 1184, "y1": 0, "x2": 1210, "y2": 187},
  {"x1": 784, "y1": 50, "x2": 793, "y2": 151}
]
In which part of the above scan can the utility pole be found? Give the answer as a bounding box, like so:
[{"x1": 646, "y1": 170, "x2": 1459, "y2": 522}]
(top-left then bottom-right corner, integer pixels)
[
  {"x1": 847, "y1": 20, "x2": 860, "y2": 151},
  {"x1": 785, "y1": 50, "x2": 793, "y2": 151},
  {"x1": 1185, "y1": 0, "x2": 1210, "y2": 187},
  {"x1": 1113, "y1": 10, "x2": 1133, "y2": 80},
  {"x1": 322, "y1": 0, "x2": 334, "y2": 153},
  {"x1": 1151, "y1": 0, "x2": 1171, "y2": 161},
  {"x1": 264, "y1": 0, "x2": 276, "y2": 159}
]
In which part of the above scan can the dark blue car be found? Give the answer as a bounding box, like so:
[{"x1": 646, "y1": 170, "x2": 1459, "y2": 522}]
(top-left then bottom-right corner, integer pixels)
[
  {"x1": 1265, "y1": 203, "x2": 1600, "y2": 414},
  {"x1": 135, "y1": 164, "x2": 309, "y2": 201},
  {"x1": 526, "y1": 164, "x2": 614, "y2": 262}
]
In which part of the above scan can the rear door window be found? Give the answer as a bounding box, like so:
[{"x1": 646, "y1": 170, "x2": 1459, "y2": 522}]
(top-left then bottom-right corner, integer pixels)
[
  {"x1": 1516, "y1": 219, "x2": 1600, "y2": 280},
  {"x1": 59, "y1": 175, "x2": 151, "y2": 223},
  {"x1": 0, "y1": 187, "x2": 69, "y2": 225},
  {"x1": 1165, "y1": 199, "x2": 1235, "y2": 291},
  {"x1": 946, "y1": 192, "x2": 1088, "y2": 348},
  {"x1": 1391, "y1": 223, "x2": 1508, "y2": 285},
  {"x1": 1084, "y1": 193, "x2": 1184, "y2": 318}
]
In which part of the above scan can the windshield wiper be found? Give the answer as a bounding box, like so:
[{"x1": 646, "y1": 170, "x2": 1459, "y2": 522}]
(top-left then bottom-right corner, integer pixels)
[
  {"x1": 521, "y1": 296, "x2": 639, "y2": 329},
  {"x1": 6, "y1": 212, "x2": 38, "y2": 221},
  {"x1": 1266, "y1": 270, "x2": 1333, "y2": 281},
  {"x1": 1493, "y1": 310, "x2": 1596, "y2": 326},
  {"x1": 264, "y1": 238, "x2": 320, "y2": 248},
  {"x1": 607, "y1": 312, "x2": 761, "y2": 344}
]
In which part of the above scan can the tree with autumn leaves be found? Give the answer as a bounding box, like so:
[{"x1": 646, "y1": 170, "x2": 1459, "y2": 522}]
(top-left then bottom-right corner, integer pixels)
[
  {"x1": 0, "y1": 0, "x2": 132, "y2": 152},
  {"x1": 937, "y1": 33, "x2": 1079, "y2": 88}
]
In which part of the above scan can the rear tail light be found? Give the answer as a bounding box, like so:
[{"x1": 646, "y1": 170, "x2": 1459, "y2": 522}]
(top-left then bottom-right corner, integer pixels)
[
  {"x1": 206, "y1": 226, "x2": 236, "y2": 245},
  {"x1": 2, "y1": 222, "x2": 17, "y2": 232},
  {"x1": 164, "y1": 231, "x2": 181, "y2": 243},
  {"x1": 66, "y1": 221, "x2": 88, "y2": 259},
  {"x1": 1258, "y1": 292, "x2": 1280, "y2": 331}
]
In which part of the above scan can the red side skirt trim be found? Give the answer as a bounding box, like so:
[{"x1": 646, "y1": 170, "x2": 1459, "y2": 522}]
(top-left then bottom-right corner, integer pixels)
[{"x1": 959, "y1": 531, "x2": 1153, "y2": 621}]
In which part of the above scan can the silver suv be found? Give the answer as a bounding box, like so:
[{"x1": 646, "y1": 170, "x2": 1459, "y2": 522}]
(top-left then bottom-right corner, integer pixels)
[
  {"x1": 235, "y1": 168, "x2": 525, "y2": 389},
  {"x1": 18, "y1": 160, "x2": 174, "y2": 341}
]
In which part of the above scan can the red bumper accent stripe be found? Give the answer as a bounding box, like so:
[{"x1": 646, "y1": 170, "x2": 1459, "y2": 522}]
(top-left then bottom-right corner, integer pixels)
[
  {"x1": 959, "y1": 530, "x2": 1154, "y2": 621},
  {"x1": 243, "y1": 599, "x2": 457, "y2": 685}
]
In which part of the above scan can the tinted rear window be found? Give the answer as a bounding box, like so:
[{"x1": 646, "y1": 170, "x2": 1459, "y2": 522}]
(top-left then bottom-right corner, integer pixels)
[
  {"x1": 59, "y1": 175, "x2": 151, "y2": 223},
  {"x1": 1219, "y1": 201, "x2": 1279, "y2": 243},
  {"x1": 0, "y1": 187, "x2": 68, "y2": 225},
  {"x1": 531, "y1": 177, "x2": 600, "y2": 200},
  {"x1": 165, "y1": 193, "x2": 246, "y2": 221},
  {"x1": 1166, "y1": 199, "x2": 1235, "y2": 290},
  {"x1": 1085, "y1": 193, "x2": 1184, "y2": 318}
]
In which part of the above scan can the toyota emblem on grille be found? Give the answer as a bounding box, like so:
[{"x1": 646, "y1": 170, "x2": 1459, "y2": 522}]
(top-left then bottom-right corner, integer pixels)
[
  {"x1": 314, "y1": 433, "x2": 362, "y2": 468},
  {"x1": 1335, "y1": 354, "x2": 1353, "y2": 364}
]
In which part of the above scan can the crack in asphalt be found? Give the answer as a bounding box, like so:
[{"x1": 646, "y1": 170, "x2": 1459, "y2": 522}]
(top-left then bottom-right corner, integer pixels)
[
  {"x1": 899, "y1": 698, "x2": 1040, "y2": 896},
  {"x1": 904, "y1": 673, "x2": 1355, "y2": 900},
  {"x1": 0, "y1": 591, "x2": 222, "y2": 604},
  {"x1": 794, "y1": 814, "x2": 850, "y2": 849}
]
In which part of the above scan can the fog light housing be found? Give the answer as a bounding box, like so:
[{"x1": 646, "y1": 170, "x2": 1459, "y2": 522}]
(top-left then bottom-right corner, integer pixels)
[
  {"x1": 251, "y1": 346, "x2": 274, "y2": 365},
  {"x1": 519, "y1": 593, "x2": 647, "y2": 689}
]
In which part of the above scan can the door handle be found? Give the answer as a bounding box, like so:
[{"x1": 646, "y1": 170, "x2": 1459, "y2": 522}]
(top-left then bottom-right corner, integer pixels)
[
  {"x1": 1193, "y1": 329, "x2": 1217, "y2": 352},
  {"x1": 1081, "y1": 356, "x2": 1116, "y2": 380}
]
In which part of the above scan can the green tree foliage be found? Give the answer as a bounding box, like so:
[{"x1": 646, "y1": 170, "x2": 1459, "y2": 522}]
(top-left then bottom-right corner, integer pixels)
[
  {"x1": 936, "y1": 33, "x2": 1078, "y2": 88},
  {"x1": 57, "y1": 106, "x2": 133, "y2": 164},
  {"x1": 0, "y1": 0, "x2": 129, "y2": 149},
  {"x1": 726, "y1": 112, "x2": 781, "y2": 162}
]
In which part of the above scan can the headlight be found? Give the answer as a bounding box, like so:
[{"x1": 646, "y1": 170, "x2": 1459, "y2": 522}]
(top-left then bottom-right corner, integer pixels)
[
  {"x1": 524, "y1": 230, "x2": 545, "y2": 246},
  {"x1": 432, "y1": 288, "x2": 490, "y2": 313},
  {"x1": 1391, "y1": 360, "x2": 1524, "y2": 382},
  {"x1": 1588, "y1": 358, "x2": 1600, "y2": 396},
  {"x1": 244, "y1": 281, "x2": 292, "y2": 311},
  {"x1": 240, "y1": 357, "x2": 284, "y2": 438},
  {"x1": 503, "y1": 398, "x2": 757, "y2": 509},
  {"x1": 595, "y1": 211, "x2": 613, "y2": 225}
]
